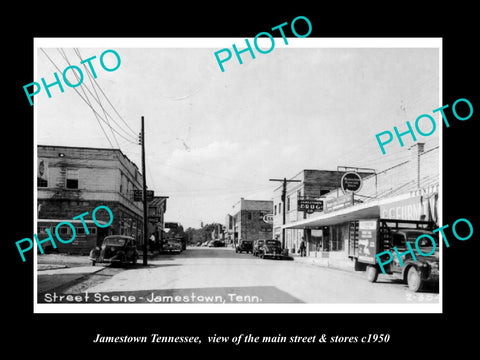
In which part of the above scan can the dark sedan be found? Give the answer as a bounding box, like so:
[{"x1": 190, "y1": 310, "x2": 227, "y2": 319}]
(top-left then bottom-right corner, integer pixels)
[
  {"x1": 236, "y1": 240, "x2": 253, "y2": 254},
  {"x1": 89, "y1": 235, "x2": 138, "y2": 266}
]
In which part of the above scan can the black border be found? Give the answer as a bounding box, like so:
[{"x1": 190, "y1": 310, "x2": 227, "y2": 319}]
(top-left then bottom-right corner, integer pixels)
[{"x1": 7, "y1": 5, "x2": 479, "y2": 354}]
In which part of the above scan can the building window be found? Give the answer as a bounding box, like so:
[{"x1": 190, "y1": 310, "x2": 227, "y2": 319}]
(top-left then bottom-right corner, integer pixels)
[
  {"x1": 274, "y1": 205, "x2": 277, "y2": 215},
  {"x1": 287, "y1": 196, "x2": 290, "y2": 211},
  {"x1": 66, "y1": 169, "x2": 79, "y2": 189},
  {"x1": 37, "y1": 178, "x2": 48, "y2": 187},
  {"x1": 247, "y1": 212, "x2": 252, "y2": 220},
  {"x1": 279, "y1": 203, "x2": 282, "y2": 214}
]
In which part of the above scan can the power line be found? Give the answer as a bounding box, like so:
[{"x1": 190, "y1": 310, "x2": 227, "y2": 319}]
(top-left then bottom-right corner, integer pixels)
[
  {"x1": 74, "y1": 47, "x2": 138, "y2": 138},
  {"x1": 40, "y1": 48, "x2": 139, "y2": 146},
  {"x1": 54, "y1": 48, "x2": 115, "y2": 149}
]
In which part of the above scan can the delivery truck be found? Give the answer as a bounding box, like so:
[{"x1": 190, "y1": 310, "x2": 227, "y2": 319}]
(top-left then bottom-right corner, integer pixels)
[{"x1": 348, "y1": 219, "x2": 439, "y2": 292}]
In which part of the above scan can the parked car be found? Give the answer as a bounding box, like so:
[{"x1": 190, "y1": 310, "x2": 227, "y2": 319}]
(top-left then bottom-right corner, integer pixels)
[
  {"x1": 259, "y1": 239, "x2": 284, "y2": 259},
  {"x1": 208, "y1": 240, "x2": 225, "y2": 247},
  {"x1": 162, "y1": 240, "x2": 183, "y2": 253},
  {"x1": 89, "y1": 235, "x2": 138, "y2": 266},
  {"x1": 252, "y1": 239, "x2": 265, "y2": 256},
  {"x1": 236, "y1": 240, "x2": 253, "y2": 254}
]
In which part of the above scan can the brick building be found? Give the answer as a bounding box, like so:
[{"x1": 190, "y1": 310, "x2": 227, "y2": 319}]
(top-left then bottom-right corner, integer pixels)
[
  {"x1": 37, "y1": 145, "x2": 161, "y2": 251},
  {"x1": 272, "y1": 169, "x2": 373, "y2": 254},
  {"x1": 281, "y1": 143, "x2": 439, "y2": 267},
  {"x1": 231, "y1": 198, "x2": 273, "y2": 245}
]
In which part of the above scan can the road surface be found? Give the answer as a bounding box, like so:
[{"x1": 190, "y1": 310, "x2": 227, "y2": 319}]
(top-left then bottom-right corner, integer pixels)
[{"x1": 37, "y1": 247, "x2": 439, "y2": 306}]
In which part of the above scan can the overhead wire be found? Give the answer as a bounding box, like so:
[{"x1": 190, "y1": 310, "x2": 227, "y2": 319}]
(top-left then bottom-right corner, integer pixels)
[
  {"x1": 73, "y1": 48, "x2": 138, "y2": 138},
  {"x1": 57, "y1": 48, "x2": 121, "y2": 149},
  {"x1": 40, "y1": 48, "x2": 139, "y2": 146}
]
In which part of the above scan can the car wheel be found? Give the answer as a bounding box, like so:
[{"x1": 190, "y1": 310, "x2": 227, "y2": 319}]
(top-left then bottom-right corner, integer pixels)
[
  {"x1": 235, "y1": 249, "x2": 238, "y2": 253},
  {"x1": 92, "y1": 260, "x2": 96, "y2": 266},
  {"x1": 366, "y1": 265, "x2": 378, "y2": 283},
  {"x1": 132, "y1": 255, "x2": 137, "y2": 265},
  {"x1": 260, "y1": 252, "x2": 265, "y2": 259},
  {"x1": 407, "y1": 266, "x2": 423, "y2": 292}
]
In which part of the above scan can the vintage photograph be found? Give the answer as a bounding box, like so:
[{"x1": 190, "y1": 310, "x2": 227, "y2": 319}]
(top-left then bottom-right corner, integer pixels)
[{"x1": 33, "y1": 38, "x2": 441, "y2": 313}]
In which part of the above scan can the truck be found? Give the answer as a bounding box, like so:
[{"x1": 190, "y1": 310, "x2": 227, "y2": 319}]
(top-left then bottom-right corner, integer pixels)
[{"x1": 348, "y1": 219, "x2": 439, "y2": 292}]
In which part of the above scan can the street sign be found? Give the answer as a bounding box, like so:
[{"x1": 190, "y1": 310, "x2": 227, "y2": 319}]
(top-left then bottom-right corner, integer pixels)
[
  {"x1": 298, "y1": 199, "x2": 323, "y2": 214},
  {"x1": 263, "y1": 214, "x2": 274, "y2": 224},
  {"x1": 133, "y1": 190, "x2": 154, "y2": 201},
  {"x1": 341, "y1": 172, "x2": 363, "y2": 194}
]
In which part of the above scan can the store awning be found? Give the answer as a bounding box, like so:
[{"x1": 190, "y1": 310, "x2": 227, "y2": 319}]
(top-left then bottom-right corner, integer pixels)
[{"x1": 282, "y1": 193, "x2": 424, "y2": 229}]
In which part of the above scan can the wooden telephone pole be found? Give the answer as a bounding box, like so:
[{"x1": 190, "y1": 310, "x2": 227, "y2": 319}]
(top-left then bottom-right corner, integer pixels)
[
  {"x1": 269, "y1": 177, "x2": 301, "y2": 249},
  {"x1": 140, "y1": 116, "x2": 148, "y2": 266}
]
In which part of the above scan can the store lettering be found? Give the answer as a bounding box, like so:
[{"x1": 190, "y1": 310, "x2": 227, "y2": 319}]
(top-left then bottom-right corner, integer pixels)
[
  {"x1": 375, "y1": 217, "x2": 473, "y2": 274},
  {"x1": 375, "y1": 98, "x2": 473, "y2": 155},
  {"x1": 214, "y1": 16, "x2": 312, "y2": 72},
  {"x1": 381, "y1": 203, "x2": 422, "y2": 220},
  {"x1": 15, "y1": 205, "x2": 114, "y2": 262}
]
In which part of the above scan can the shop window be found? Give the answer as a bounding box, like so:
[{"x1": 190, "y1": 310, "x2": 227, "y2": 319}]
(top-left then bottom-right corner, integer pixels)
[
  {"x1": 76, "y1": 227, "x2": 85, "y2": 235},
  {"x1": 66, "y1": 169, "x2": 79, "y2": 189}
]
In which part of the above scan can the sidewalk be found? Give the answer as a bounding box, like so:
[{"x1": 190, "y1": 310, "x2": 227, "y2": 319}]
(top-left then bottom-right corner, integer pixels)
[{"x1": 292, "y1": 253, "x2": 355, "y2": 272}]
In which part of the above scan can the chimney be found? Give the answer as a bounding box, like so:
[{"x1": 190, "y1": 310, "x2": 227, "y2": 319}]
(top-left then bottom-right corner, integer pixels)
[{"x1": 409, "y1": 143, "x2": 425, "y2": 189}]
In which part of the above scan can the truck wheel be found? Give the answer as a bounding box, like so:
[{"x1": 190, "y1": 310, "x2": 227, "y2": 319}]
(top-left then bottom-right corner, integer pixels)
[
  {"x1": 407, "y1": 266, "x2": 423, "y2": 292},
  {"x1": 366, "y1": 265, "x2": 378, "y2": 282}
]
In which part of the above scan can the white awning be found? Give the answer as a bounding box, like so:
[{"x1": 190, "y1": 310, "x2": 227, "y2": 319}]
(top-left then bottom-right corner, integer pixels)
[{"x1": 282, "y1": 193, "x2": 414, "y2": 229}]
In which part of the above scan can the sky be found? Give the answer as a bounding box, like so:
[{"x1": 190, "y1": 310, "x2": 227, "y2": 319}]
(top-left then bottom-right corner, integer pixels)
[{"x1": 36, "y1": 39, "x2": 440, "y2": 229}]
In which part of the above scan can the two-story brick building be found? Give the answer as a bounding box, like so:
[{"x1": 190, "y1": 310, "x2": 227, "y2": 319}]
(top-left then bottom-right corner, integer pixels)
[
  {"x1": 272, "y1": 169, "x2": 373, "y2": 254},
  {"x1": 37, "y1": 145, "x2": 164, "y2": 253},
  {"x1": 231, "y1": 198, "x2": 273, "y2": 245}
]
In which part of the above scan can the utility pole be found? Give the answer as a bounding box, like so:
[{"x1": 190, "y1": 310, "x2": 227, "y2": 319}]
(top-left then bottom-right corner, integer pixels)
[
  {"x1": 141, "y1": 116, "x2": 148, "y2": 266},
  {"x1": 269, "y1": 177, "x2": 301, "y2": 249}
]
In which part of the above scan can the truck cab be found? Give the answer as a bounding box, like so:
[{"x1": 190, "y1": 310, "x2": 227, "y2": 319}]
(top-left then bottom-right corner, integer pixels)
[
  {"x1": 386, "y1": 229, "x2": 439, "y2": 291},
  {"x1": 349, "y1": 219, "x2": 439, "y2": 292}
]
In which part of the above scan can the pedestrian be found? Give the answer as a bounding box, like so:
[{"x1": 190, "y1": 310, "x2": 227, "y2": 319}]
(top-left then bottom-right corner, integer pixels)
[
  {"x1": 149, "y1": 233, "x2": 156, "y2": 252},
  {"x1": 300, "y1": 237, "x2": 306, "y2": 257}
]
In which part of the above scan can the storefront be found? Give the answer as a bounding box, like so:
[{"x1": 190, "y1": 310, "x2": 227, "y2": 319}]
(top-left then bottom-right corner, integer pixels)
[{"x1": 283, "y1": 190, "x2": 439, "y2": 261}]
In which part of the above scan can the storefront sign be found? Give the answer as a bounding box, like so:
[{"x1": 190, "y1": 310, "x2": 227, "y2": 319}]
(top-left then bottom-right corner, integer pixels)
[
  {"x1": 341, "y1": 172, "x2": 363, "y2": 194},
  {"x1": 298, "y1": 199, "x2": 323, "y2": 213},
  {"x1": 380, "y1": 196, "x2": 424, "y2": 221},
  {"x1": 357, "y1": 220, "x2": 378, "y2": 264}
]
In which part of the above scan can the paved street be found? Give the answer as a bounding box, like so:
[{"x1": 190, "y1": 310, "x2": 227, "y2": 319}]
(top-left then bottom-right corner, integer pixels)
[{"x1": 37, "y1": 247, "x2": 439, "y2": 305}]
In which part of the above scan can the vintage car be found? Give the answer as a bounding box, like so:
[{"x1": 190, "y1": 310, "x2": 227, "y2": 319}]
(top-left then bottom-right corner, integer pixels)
[
  {"x1": 252, "y1": 239, "x2": 265, "y2": 256},
  {"x1": 208, "y1": 240, "x2": 225, "y2": 247},
  {"x1": 162, "y1": 240, "x2": 183, "y2": 253},
  {"x1": 259, "y1": 239, "x2": 284, "y2": 259},
  {"x1": 89, "y1": 235, "x2": 138, "y2": 266},
  {"x1": 235, "y1": 240, "x2": 253, "y2": 254}
]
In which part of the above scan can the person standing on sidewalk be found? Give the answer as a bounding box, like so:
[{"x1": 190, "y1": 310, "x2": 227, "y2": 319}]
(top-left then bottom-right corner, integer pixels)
[{"x1": 300, "y1": 237, "x2": 306, "y2": 257}]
